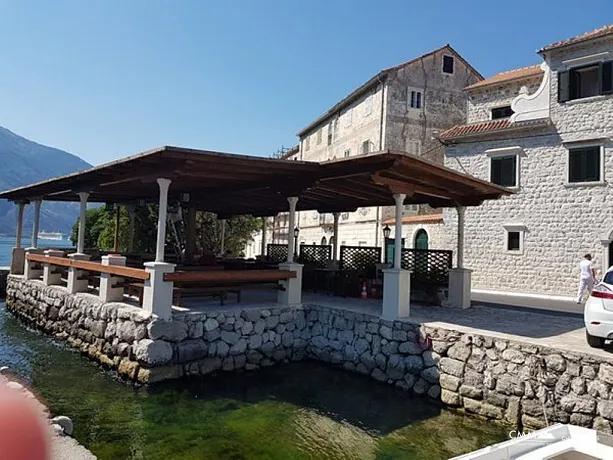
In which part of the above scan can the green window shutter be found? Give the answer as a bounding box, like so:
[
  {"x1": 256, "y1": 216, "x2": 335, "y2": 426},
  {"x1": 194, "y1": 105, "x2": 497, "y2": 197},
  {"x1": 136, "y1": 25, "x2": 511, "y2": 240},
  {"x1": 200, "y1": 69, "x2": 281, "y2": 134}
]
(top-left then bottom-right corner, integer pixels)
[
  {"x1": 558, "y1": 70, "x2": 571, "y2": 102},
  {"x1": 602, "y1": 61, "x2": 613, "y2": 95}
]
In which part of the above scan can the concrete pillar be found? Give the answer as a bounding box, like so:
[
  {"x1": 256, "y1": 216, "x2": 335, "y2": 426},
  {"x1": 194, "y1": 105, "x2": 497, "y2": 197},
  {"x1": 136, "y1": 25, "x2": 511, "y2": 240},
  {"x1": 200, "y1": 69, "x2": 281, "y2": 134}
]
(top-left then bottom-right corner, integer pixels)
[
  {"x1": 220, "y1": 219, "x2": 226, "y2": 255},
  {"x1": 393, "y1": 194, "x2": 405, "y2": 269},
  {"x1": 31, "y1": 199, "x2": 42, "y2": 249},
  {"x1": 143, "y1": 262, "x2": 175, "y2": 320},
  {"x1": 43, "y1": 249, "x2": 64, "y2": 286},
  {"x1": 67, "y1": 253, "x2": 91, "y2": 294},
  {"x1": 24, "y1": 248, "x2": 44, "y2": 280},
  {"x1": 456, "y1": 206, "x2": 465, "y2": 269},
  {"x1": 448, "y1": 206, "x2": 471, "y2": 309},
  {"x1": 99, "y1": 254, "x2": 126, "y2": 302},
  {"x1": 127, "y1": 205, "x2": 136, "y2": 253},
  {"x1": 382, "y1": 193, "x2": 410, "y2": 320},
  {"x1": 260, "y1": 217, "x2": 267, "y2": 257},
  {"x1": 278, "y1": 262, "x2": 303, "y2": 305},
  {"x1": 155, "y1": 178, "x2": 172, "y2": 262},
  {"x1": 332, "y1": 212, "x2": 340, "y2": 261},
  {"x1": 15, "y1": 201, "x2": 26, "y2": 249},
  {"x1": 286, "y1": 197, "x2": 298, "y2": 262},
  {"x1": 77, "y1": 192, "x2": 89, "y2": 254},
  {"x1": 185, "y1": 207, "x2": 196, "y2": 263}
]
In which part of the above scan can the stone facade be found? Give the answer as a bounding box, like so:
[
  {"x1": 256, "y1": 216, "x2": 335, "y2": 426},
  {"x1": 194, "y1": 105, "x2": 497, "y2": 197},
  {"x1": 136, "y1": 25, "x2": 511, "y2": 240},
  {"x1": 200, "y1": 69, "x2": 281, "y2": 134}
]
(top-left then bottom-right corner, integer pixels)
[
  {"x1": 442, "y1": 31, "x2": 613, "y2": 296},
  {"x1": 8, "y1": 275, "x2": 613, "y2": 432},
  {"x1": 256, "y1": 46, "x2": 481, "y2": 253}
]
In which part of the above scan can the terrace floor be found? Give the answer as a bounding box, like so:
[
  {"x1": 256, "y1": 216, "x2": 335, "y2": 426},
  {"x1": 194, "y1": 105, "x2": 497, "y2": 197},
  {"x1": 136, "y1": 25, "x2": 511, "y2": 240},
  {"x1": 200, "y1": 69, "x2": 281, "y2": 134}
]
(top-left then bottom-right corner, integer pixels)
[{"x1": 172, "y1": 290, "x2": 612, "y2": 360}]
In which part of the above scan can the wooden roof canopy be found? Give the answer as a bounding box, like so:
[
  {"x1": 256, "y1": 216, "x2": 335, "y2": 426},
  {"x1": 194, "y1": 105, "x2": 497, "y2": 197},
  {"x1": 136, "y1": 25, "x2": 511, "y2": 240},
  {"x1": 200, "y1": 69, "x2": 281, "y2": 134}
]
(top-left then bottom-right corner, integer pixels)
[{"x1": 0, "y1": 146, "x2": 512, "y2": 217}]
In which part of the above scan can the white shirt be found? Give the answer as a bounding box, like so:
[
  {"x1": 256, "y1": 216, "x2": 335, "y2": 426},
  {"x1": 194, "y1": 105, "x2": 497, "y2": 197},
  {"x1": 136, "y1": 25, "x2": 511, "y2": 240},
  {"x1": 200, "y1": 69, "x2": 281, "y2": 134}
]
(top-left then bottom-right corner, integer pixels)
[{"x1": 579, "y1": 259, "x2": 593, "y2": 279}]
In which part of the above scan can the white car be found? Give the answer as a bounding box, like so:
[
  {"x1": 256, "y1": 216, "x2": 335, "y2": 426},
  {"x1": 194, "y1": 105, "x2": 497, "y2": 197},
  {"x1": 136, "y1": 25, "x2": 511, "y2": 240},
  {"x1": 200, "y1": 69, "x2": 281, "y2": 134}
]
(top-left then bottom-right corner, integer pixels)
[{"x1": 584, "y1": 268, "x2": 613, "y2": 348}]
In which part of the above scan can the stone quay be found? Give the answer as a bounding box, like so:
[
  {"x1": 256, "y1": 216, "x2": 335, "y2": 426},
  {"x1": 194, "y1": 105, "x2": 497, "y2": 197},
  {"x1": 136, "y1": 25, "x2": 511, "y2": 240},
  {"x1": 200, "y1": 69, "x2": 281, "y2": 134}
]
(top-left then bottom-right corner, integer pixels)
[{"x1": 6, "y1": 274, "x2": 613, "y2": 434}]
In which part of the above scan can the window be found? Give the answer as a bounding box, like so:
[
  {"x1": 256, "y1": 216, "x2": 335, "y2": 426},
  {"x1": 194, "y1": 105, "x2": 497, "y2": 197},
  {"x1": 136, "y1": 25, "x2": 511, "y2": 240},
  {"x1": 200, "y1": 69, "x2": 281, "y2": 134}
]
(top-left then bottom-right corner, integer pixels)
[
  {"x1": 408, "y1": 90, "x2": 422, "y2": 109},
  {"x1": 491, "y1": 106, "x2": 514, "y2": 120},
  {"x1": 504, "y1": 224, "x2": 526, "y2": 254},
  {"x1": 568, "y1": 145, "x2": 601, "y2": 183},
  {"x1": 304, "y1": 136, "x2": 310, "y2": 151},
  {"x1": 345, "y1": 109, "x2": 352, "y2": 127},
  {"x1": 443, "y1": 55, "x2": 454, "y2": 74},
  {"x1": 316, "y1": 129, "x2": 322, "y2": 144},
  {"x1": 361, "y1": 140, "x2": 371, "y2": 155},
  {"x1": 358, "y1": 241, "x2": 368, "y2": 247},
  {"x1": 364, "y1": 95, "x2": 373, "y2": 115},
  {"x1": 490, "y1": 156, "x2": 517, "y2": 187},
  {"x1": 558, "y1": 61, "x2": 613, "y2": 102},
  {"x1": 327, "y1": 118, "x2": 338, "y2": 145},
  {"x1": 507, "y1": 232, "x2": 521, "y2": 251},
  {"x1": 320, "y1": 237, "x2": 327, "y2": 246},
  {"x1": 404, "y1": 204, "x2": 419, "y2": 212},
  {"x1": 344, "y1": 149, "x2": 351, "y2": 158}
]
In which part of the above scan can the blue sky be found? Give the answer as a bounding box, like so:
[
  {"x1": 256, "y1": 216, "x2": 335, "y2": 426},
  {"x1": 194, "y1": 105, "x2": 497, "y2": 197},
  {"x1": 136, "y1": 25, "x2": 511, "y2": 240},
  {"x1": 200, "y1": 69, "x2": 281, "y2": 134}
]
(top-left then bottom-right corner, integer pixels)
[{"x1": 0, "y1": 1, "x2": 610, "y2": 165}]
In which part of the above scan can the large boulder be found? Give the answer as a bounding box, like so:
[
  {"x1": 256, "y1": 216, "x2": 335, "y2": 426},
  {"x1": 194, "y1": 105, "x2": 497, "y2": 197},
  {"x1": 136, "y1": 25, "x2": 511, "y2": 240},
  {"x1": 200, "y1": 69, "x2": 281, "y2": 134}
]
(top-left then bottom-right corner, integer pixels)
[{"x1": 133, "y1": 339, "x2": 173, "y2": 366}]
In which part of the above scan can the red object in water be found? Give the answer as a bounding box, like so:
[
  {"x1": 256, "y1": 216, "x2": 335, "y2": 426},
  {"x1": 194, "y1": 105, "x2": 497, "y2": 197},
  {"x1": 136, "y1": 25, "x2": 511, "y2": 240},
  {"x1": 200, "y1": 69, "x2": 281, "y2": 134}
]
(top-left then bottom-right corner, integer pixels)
[{"x1": 361, "y1": 282, "x2": 367, "y2": 300}]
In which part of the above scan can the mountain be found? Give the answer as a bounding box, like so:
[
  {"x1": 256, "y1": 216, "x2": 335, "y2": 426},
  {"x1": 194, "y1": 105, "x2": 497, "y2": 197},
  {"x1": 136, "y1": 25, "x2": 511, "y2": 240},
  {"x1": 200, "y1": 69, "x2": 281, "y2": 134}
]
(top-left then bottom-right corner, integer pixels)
[{"x1": 0, "y1": 126, "x2": 92, "y2": 236}]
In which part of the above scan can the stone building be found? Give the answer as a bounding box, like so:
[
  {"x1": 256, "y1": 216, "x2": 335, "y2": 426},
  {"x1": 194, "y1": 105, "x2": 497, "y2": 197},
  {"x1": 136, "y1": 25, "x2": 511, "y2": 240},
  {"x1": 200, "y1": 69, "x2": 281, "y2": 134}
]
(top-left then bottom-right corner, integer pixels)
[
  {"x1": 259, "y1": 45, "x2": 482, "y2": 256},
  {"x1": 438, "y1": 24, "x2": 613, "y2": 297}
]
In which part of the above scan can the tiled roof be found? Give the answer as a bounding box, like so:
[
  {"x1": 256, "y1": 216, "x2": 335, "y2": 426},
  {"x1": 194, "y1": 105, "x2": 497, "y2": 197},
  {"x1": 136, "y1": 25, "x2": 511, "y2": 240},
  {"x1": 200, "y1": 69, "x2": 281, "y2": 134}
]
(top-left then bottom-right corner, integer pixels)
[
  {"x1": 382, "y1": 214, "x2": 444, "y2": 225},
  {"x1": 438, "y1": 118, "x2": 550, "y2": 142},
  {"x1": 540, "y1": 24, "x2": 613, "y2": 53},
  {"x1": 464, "y1": 65, "x2": 543, "y2": 91}
]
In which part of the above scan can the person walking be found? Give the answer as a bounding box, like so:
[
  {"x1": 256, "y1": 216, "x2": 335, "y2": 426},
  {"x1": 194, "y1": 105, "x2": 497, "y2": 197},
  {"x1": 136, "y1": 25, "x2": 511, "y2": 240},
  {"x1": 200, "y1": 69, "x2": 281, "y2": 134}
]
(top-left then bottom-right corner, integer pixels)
[{"x1": 576, "y1": 254, "x2": 597, "y2": 303}]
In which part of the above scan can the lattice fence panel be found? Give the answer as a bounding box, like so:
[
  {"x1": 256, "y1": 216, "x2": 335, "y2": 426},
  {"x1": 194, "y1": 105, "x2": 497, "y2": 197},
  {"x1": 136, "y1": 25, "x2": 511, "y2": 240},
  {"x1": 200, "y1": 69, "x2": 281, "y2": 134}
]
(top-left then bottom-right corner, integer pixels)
[
  {"x1": 401, "y1": 249, "x2": 452, "y2": 287},
  {"x1": 298, "y1": 245, "x2": 331, "y2": 268},
  {"x1": 339, "y1": 246, "x2": 381, "y2": 272},
  {"x1": 266, "y1": 244, "x2": 288, "y2": 263}
]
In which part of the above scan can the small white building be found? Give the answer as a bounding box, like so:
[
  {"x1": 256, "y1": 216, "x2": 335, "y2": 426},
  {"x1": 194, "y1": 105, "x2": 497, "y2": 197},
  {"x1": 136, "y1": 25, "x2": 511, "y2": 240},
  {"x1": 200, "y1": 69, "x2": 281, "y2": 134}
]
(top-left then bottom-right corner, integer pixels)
[
  {"x1": 262, "y1": 45, "x2": 483, "y2": 255},
  {"x1": 438, "y1": 24, "x2": 613, "y2": 297}
]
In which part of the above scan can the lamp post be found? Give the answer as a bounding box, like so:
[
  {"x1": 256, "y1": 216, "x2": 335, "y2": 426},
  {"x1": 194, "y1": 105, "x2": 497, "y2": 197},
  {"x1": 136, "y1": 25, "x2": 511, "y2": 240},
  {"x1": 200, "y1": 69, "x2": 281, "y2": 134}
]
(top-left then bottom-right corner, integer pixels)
[
  {"x1": 293, "y1": 226, "x2": 300, "y2": 260},
  {"x1": 383, "y1": 225, "x2": 391, "y2": 264}
]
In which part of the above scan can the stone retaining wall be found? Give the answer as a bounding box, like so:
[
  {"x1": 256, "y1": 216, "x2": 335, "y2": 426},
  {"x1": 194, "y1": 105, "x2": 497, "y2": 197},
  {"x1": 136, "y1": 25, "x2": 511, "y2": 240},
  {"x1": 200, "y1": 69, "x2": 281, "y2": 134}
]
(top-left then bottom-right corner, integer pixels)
[{"x1": 6, "y1": 275, "x2": 613, "y2": 433}]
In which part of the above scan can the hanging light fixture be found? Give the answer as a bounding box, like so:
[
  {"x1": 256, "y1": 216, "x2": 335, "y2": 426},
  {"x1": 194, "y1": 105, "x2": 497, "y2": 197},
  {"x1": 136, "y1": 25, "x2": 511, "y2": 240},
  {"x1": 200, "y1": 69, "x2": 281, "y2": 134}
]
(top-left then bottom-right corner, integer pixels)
[{"x1": 383, "y1": 225, "x2": 391, "y2": 239}]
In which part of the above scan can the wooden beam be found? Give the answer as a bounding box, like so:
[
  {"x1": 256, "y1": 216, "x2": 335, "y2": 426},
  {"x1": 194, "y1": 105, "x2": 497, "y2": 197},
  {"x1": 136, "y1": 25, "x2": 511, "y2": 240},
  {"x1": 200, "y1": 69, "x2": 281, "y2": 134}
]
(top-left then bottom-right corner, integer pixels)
[
  {"x1": 26, "y1": 253, "x2": 150, "y2": 280},
  {"x1": 164, "y1": 269, "x2": 297, "y2": 283}
]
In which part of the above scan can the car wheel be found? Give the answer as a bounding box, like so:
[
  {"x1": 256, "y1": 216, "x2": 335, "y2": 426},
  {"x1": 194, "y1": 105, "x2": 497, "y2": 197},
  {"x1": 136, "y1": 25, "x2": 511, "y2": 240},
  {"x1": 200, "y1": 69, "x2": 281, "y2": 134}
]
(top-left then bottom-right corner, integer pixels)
[{"x1": 586, "y1": 331, "x2": 606, "y2": 348}]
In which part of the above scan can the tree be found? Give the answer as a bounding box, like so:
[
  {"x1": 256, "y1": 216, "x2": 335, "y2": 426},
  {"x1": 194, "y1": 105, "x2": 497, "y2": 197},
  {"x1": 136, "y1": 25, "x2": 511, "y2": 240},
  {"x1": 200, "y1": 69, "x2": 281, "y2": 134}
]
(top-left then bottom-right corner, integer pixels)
[{"x1": 71, "y1": 204, "x2": 261, "y2": 258}]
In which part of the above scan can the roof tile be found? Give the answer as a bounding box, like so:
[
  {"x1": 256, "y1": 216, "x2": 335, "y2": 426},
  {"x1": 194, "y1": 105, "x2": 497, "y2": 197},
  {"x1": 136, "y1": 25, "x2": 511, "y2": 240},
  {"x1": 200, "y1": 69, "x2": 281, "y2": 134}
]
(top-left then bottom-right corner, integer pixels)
[
  {"x1": 464, "y1": 65, "x2": 543, "y2": 91},
  {"x1": 438, "y1": 118, "x2": 550, "y2": 142},
  {"x1": 540, "y1": 24, "x2": 613, "y2": 53}
]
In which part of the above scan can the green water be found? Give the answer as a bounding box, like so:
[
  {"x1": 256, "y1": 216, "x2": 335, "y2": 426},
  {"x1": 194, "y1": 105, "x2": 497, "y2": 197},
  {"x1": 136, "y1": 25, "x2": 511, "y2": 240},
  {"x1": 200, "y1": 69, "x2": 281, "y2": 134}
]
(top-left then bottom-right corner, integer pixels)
[{"x1": 0, "y1": 302, "x2": 509, "y2": 459}]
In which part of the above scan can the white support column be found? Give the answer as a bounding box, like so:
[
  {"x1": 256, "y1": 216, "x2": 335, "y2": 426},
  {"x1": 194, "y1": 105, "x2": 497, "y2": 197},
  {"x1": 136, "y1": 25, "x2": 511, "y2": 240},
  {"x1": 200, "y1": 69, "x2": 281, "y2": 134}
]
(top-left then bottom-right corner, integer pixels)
[
  {"x1": 260, "y1": 217, "x2": 267, "y2": 257},
  {"x1": 286, "y1": 197, "x2": 298, "y2": 263},
  {"x1": 382, "y1": 193, "x2": 410, "y2": 320},
  {"x1": 332, "y1": 212, "x2": 340, "y2": 261},
  {"x1": 31, "y1": 199, "x2": 42, "y2": 249},
  {"x1": 99, "y1": 254, "x2": 127, "y2": 302},
  {"x1": 393, "y1": 195, "x2": 405, "y2": 269},
  {"x1": 278, "y1": 196, "x2": 303, "y2": 305},
  {"x1": 448, "y1": 206, "x2": 472, "y2": 309},
  {"x1": 76, "y1": 192, "x2": 89, "y2": 254},
  {"x1": 155, "y1": 178, "x2": 171, "y2": 263},
  {"x1": 456, "y1": 206, "x2": 465, "y2": 269},
  {"x1": 11, "y1": 201, "x2": 27, "y2": 275},
  {"x1": 43, "y1": 249, "x2": 64, "y2": 286},
  {"x1": 15, "y1": 201, "x2": 26, "y2": 249}
]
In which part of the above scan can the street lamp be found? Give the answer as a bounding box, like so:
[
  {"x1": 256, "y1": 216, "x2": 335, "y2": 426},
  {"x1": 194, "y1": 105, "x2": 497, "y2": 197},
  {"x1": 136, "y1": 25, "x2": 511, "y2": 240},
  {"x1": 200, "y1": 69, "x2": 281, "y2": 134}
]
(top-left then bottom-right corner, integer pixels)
[
  {"x1": 383, "y1": 225, "x2": 391, "y2": 240},
  {"x1": 293, "y1": 226, "x2": 300, "y2": 260}
]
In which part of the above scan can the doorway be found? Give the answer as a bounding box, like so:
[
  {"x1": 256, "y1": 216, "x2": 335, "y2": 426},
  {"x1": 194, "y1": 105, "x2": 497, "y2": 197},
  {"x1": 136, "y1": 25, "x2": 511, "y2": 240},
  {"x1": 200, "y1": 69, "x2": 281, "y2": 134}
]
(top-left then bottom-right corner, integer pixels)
[{"x1": 414, "y1": 229, "x2": 429, "y2": 250}]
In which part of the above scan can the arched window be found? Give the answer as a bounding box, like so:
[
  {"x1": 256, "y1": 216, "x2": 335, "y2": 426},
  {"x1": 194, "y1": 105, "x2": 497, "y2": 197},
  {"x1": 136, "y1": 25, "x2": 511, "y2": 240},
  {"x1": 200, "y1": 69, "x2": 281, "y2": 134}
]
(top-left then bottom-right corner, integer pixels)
[
  {"x1": 329, "y1": 236, "x2": 335, "y2": 247},
  {"x1": 414, "y1": 229, "x2": 429, "y2": 250},
  {"x1": 321, "y1": 236, "x2": 327, "y2": 246}
]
